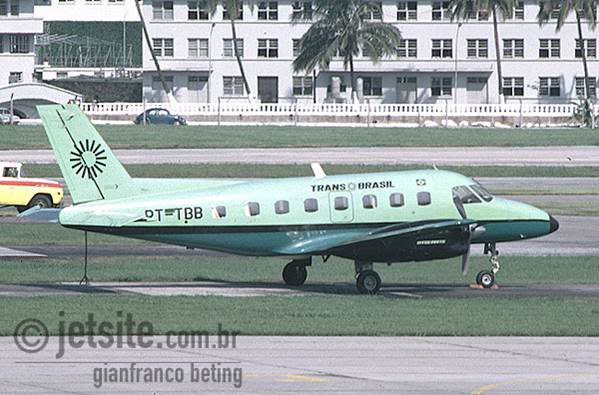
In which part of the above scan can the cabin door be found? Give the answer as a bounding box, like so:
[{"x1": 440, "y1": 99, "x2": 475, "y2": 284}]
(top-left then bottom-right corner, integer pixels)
[{"x1": 329, "y1": 192, "x2": 354, "y2": 223}]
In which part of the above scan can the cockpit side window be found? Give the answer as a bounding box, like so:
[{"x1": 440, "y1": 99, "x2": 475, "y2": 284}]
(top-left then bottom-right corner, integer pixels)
[
  {"x1": 3, "y1": 167, "x2": 18, "y2": 178},
  {"x1": 470, "y1": 184, "x2": 493, "y2": 202},
  {"x1": 452, "y1": 186, "x2": 481, "y2": 204}
]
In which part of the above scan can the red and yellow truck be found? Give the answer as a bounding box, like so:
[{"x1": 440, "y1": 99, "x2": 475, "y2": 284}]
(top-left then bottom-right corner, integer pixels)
[{"x1": 0, "y1": 162, "x2": 63, "y2": 212}]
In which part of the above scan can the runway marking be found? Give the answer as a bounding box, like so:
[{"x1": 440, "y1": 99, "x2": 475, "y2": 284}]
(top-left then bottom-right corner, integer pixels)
[{"x1": 470, "y1": 372, "x2": 594, "y2": 394}]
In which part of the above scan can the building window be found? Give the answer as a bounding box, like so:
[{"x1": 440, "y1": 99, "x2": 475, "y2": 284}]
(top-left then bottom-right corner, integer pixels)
[
  {"x1": 432, "y1": 1, "x2": 450, "y2": 20},
  {"x1": 503, "y1": 39, "x2": 524, "y2": 58},
  {"x1": 188, "y1": 38, "x2": 208, "y2": 58},
  {"x1": 334, "y1": 196, "x2": 349, "y2": 210},
  {"x1": 152, "y1": 0, "x2": 173, "y2": 20},
  {"x1": 468, "y1": 9, "x2": 489, "y2": 20},
  {"x1": 389, "y1": 193, "x2": 404, "y2": 207},
  {"x1": 258, "y1": 39, "x2": 278, "y2": 58},
  {"x1": 397, "y1": 39, "x2": 417, "y2": 58},
  {"x1": 364, "y1": 1, "x2": 382, "y2": 20},
  {"x1": 223, "y1": 1, "x2": 243, "y2": 19},
  {"x1": 511, "y1": 1, "x2": 524, "y2": 19},
  {"x1": 108, "y1": 0, "x2": 124, "y2": 3},
  {"x1": 223, "y1": 76, "x2": 245, "y2": 96},
  {"x1": 246, "y1": 202, "x2": 260, "y2": 217},
  {"x1": 293, "y1": 39, "x2": 301, "y2": 57},
  {"x1": 539, "y1": 39, "x2": 560, "y2": 58},
  {"x1": 8, "y1": 72, "x2": 22, "y2": 84},
  {"x1": 432, "y1": 39, "x2": 452, "y2": 58},
  {"x1": 397, "y1": 1, "x2": 417, "y2": 20},
  {"x1": 575, "y1": 39, "x2": 596, "y2": 58},
  {"x1": 258, "y1": 1, "x2": 278, "y2": 20},
  {"x1": 0, "y1": 0, "x2": 20, "y2": 14},
  {"x1": 223, "y1": 39, "x2": 243, "y2": 57},
  {"x1": 188, "y1": 0, "x2": 209, "y2": 20},
  {"x1": 275, "y1": 200, "x2": 290, "y2": 214},
  {"x1": 304, "y1": 198, "x2": 318, "y2": 213},
  {"x1": 86, "y1": 0, "x2": 101, "y2": 4},
  {"x1": 57, "y1": 0, "x2": 74, "y2": 3},
  {"x1": 575, "y1": 77, "x2": 596, "y2": 97},
  {"x1": 362, "y1": 195, "x2": 377, "y2": 209},
  {"x1": 292, "y1": 1, "x2": 312, "y2": 19},
  {"x1": 9, "y1": 35, "x2": 31, "y2": 54},
  {"x1": 431, "y1": 77, "x2": 452, "y2": 97},
  {"x1": 362, "y1": 76, "x2": 383, "y2": 96},
  {"x1": 539, "y1": 1, "x2": 560, "y2": 19},
  {"x1": 152, "y1": 38, "x2": 173, "y2": 57},
  {"x1": 539, "y1": 77, "x2": 560, "y2": 97},
  {"x1": 151, "y1": 75, "x2": 173, "y2": 90},
  {"x1": 417, "y1": 192, "x2": 431, "y2": 206},
  {"x1": 213, "y1": 206, "x2": 227, "y2": 218},
  {"x1": 467, "y1": 39, "x2": 488, "y2": 58},
  {"x1": 503, "y1": 77, "x2": 524, "y2": 96},
  {"x1": 293, "y1": 76, "x2": 313, "y2": 96}
]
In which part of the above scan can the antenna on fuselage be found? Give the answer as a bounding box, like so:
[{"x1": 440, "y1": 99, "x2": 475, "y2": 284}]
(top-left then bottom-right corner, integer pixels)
[{"x1": 311, "y1": 163, "x2": 326, "y2": 179}]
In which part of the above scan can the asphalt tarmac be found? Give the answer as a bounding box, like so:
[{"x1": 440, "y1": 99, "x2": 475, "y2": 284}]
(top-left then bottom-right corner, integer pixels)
[
  {"x1": 3, "y1": 336, "x2": 599, "y2": 393},
  {"x1": 4, "y1": 146, "x2": 599, "y2": 166}
]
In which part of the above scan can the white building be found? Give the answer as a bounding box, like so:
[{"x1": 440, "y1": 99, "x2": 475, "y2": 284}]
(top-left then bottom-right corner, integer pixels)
[
  {"x1": 0, "y1": 0, "x2": 43, "y2": 86},
  {"x1": 140, "y1": 0, "x2": 599, "y2": 104}
]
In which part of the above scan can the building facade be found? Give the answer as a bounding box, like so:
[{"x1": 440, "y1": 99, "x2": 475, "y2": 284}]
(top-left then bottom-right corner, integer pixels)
[
  {"x1": 140, "y1": 0, "x2": 599, "y2": 104},
  {"x1": 0, "y1": 0, "x2": 43, "y2": 86}
]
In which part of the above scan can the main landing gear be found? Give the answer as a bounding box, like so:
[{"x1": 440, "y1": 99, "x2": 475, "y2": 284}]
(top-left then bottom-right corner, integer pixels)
[
  {"x1": 476, "y1": 242, "x2": 500, "y2": 289},
  {"x1": 282, "y1": 258, "x2": 310, "y2": 286},
  {"x1": 355, "y1": 261, "x2": 381, "y2": 295}
]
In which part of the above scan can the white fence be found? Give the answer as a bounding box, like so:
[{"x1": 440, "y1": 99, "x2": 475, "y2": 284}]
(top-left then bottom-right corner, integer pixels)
[{"x1": 79, "y1": 101, "x2": 584, "y2": 126}]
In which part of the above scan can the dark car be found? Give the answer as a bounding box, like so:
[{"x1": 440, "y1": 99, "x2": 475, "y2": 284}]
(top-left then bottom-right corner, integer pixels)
[{"x1": 134, "y1": 108, "x2": 187, "y2": 125}]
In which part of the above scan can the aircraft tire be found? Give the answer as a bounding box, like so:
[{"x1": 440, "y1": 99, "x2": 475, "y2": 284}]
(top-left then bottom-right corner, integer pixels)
[
  {"x1": 356, "y1": 270, "x2": 381, "y2": 295},
  {"x1": 479, "y1": 271, "x2": 495, "y2": 289},
  {"x1": 282, "y1": 262, "x2": 307, "y2": 286},
  {"x1": 476, "y1": 270, "x2": 485, "y2": 285}
]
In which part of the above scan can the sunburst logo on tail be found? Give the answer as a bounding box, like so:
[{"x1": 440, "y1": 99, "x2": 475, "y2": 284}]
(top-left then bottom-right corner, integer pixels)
[{"x1": 70, "y1": 139, "x2": 107, "y2": 179}]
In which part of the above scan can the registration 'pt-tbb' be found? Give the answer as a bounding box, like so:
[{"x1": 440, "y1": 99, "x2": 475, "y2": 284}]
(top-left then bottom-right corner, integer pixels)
[{"x1": 36, "y1": 105, "x2": 559, "y2": 294}]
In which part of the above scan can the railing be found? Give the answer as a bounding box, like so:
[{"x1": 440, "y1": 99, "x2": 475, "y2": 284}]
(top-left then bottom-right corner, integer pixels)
[{"x1": 79, "y1": 100, "x2": 587, "y2": 127}]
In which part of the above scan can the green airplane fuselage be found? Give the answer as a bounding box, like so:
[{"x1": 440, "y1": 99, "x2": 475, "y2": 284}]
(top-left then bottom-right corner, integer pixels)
[{"x1": 58, "y1": 169, "x2": 556, "y2": 263}]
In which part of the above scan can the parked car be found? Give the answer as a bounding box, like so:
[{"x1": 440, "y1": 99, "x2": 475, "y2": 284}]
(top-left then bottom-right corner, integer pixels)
[
  {"x1": 0, "y1": 162, "x2": 63, "y2": 212},
  {"x1": 134, "y1": 108, "x2": 187, "y2": 125},
  {"x1": 0, "y1": 108, "x2": 20, "y2": 125}
]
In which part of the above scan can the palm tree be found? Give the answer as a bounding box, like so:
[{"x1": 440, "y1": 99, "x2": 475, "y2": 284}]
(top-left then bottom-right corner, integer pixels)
[
  {"x1": 206, "y1": 0, "x2": 254, "y2": 97},
  {"x1": 448, "y1": 0, "x2": 516, "y2": 103},
  {"x1": 292, "y1": 0, "x2": 402, "y2": 102},
  {"x1": 135, "y1": 0, "x2": 174, "y2": 102},
  {"x1": 538, "y1": 0, "x2": 597, "y2": 100}
]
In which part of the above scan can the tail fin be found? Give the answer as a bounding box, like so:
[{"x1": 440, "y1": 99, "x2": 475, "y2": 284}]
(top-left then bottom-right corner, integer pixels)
[{"x1": 38, "y1": 104, "x2": 132, "y2": 204}]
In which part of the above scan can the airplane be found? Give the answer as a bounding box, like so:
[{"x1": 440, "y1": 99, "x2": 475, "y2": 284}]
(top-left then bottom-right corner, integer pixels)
[{"x1": 32, "y1": 104, "x2": 559, "y2": 294}]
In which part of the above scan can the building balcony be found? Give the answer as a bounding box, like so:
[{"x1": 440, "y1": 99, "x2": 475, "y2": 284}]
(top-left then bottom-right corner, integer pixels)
[{"x1": 0, "y1": 18, "x2": 43, "y2": 34}]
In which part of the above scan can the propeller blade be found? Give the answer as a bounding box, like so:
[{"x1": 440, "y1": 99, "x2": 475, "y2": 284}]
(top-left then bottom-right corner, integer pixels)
[{"x1": 461, "y1": 245, "x2": 470, "y2": 276}]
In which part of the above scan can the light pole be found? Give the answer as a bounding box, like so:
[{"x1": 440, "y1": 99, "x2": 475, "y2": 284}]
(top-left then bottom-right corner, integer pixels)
[
  {"x1": 453, "y1": 23, "x2": 462, "y2": 104},
  {"x1": 207, "y1": 22, "x2": 216, "y2": 104}
]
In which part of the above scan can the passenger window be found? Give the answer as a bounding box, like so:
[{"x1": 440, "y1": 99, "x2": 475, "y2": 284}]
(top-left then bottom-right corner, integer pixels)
[
  {"x1": 362, "y1": 194, "x2": 377, "y2": 209},
  {"x1": 417, "y1": 192, "x2": 431, "y2": 206},
  {"x1": 275, "y1": 200, "x2": 289, "y2": 214},
  {"x1": 246, "y1": 202, "x2": 260, "y2": 216},
  {"x1": 452, "y1": 186, "x2": 481, "y2": 204},
  {"x1": 334, "y1": 196, "x2": 349, "y2": 210},
  {"x1": 389, "y1": 193, "x2": 404, "y2": 207},
  {"x1": 304, "y1": 198, "x2": 318, "y2": 213},
  {"x1": 3, "y1": 167, "x2": 18, "y2": 178},
  {"x1": 212, "y1": 206, "x2": 227, "y2": 218}
]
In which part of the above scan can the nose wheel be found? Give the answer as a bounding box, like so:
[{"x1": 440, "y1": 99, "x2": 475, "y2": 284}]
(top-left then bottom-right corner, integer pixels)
[
  {"x1": 355, "y1": 261, "x2": 381, "y2": 294},
  {"x1": 476, "y1": 243, "x2": 500, "y2": 289},
  {"x1": 282, "y1": 259, "x2": 310, "y2": 286}
]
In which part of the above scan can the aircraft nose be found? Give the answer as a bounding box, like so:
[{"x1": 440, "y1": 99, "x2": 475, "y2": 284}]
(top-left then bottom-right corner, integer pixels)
[{"x1": 549, "y1": 215, "x2": 559, "y2": 233}]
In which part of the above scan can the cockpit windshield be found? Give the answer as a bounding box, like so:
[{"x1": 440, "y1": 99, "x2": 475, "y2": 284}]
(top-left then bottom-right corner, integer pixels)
[
  {"x1": 470, "y1": 184, "x2": 494, "y2": 202},
  {"x1": 452, "y1": 186, "x2": 481, "y2": 204}
]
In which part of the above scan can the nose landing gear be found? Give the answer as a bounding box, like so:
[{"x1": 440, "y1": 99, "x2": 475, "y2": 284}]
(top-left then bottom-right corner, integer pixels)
[
  {"x1": 476, "y1": 242, "x2": 500, "y2": 289},
  {"x1": 282, "y1": 259, "x2": 310, "y2": 286},
  {"x1": 355, "y1": 261, "x2": 382, "y2": 294}
]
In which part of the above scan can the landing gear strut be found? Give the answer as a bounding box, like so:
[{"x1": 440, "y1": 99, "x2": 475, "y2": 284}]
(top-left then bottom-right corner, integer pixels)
[
  {"x1": 282, "y1": 259, "x2": 310, "y2": 286},
  {"x1": 355, "y1": 261, "x2": 381, "y2": 295},
  {"x1": 476, "y1": 242, "x2": 500, "y2": 289}
]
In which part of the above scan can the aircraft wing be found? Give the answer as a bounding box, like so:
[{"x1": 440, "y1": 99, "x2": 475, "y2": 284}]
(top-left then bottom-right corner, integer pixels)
[{"x1": 274, "y1": 219, "x2": 475, "y2": 257}]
